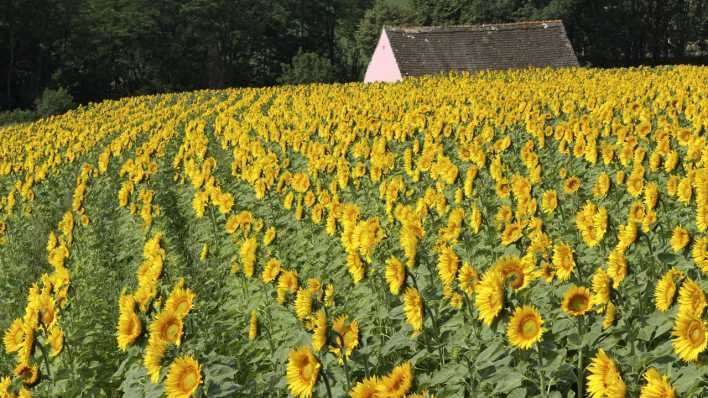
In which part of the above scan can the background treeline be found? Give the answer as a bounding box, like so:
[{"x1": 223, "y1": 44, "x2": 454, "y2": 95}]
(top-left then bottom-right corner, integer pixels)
[{"x1": 1, "y1": 0, "x2": 706, "y2": 112}]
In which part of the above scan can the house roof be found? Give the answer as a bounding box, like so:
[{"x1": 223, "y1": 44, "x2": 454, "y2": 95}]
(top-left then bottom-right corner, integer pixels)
[{"x1": 384, "y1": 20, "x2": 579, "y2": 77}]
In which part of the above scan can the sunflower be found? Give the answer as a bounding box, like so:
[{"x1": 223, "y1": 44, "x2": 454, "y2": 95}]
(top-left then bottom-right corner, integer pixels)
[
  {"x1": 385, "y1": 256, "x2": 406, "y2": 295},
  {"x1": 692, "y1": 237, "x2": 708, "y2": 275},
  {"x1": 475, "y1": 269, "x2": 504, "y2": 326},
  {"x1": 507, "y1": 305, "x2": 544, "y2": 349},
  {"x1": 607, "y1": 248, "x2": 627, "y2": 288},
  {"x1": 469, "y1": 205, "x2": 482, "y2": 234},
  {"x1": 627, "y1": 174, "x2": 644, "y2": 197},
  {"x1": 376, "y1": 362, "x2": 413, "y2": 398},
  {"x1": 350, "y1": 376, "x2": 380, "y2": 398},
  {"x1": 150, "y1": 310, "x2": 184, "y2": 346},
  {"x1": 117, "y1": 308, "x2": 142, "y2": 351},
  {"x1": 198, "y1": 243, "x2": 208, "y2": 262},
  {"x1": 261, "y1": 258, "x2": 282, "y2": 284},
  {"x1": 277, "y1": 270, "x2": 299, "y2": 304},
  {"x1": 48, "y1": 326, "x2": 64, "y2": 357},
  {"x1": 458, "y1": 262, "x2": 479, "y2": 296},
  {"x1": 541, "y1": 190, "x2": 557, "y2": 213},
  {"x1": 164, "y1": 284, "x2": 195, "y2": 319},
  {"x1": 670, "y1": 226, "x2": 691, "y2": 253},
  {"x1": 671, "y1": 311, "x2": 707, "y2": 362},
  {"x1": 563, "y1": 176, "x2": 581, "y2": 193},
  {"x1": 639, "y1": 368, "x2": 675, "y2": 398},
  {"x1": 592, "y1": 173, "x2": 611, "y2": 198},
  {"x1": 586, "y1": 348, "x2": 626, "y2": 398},
  {"x1": 248, "y1": 310, "x2": 258, "y2": 341},
  {"x1": 561, "y1": 285, "x2": 592, "y2": 316},
  {"x1": 164, "y1": 356, "x2": 202, "y2": 398},
  {"x1": 311, "y1": 310, "x2": 327, "y2": 352},
  {"x1": 286, "y1": 346, "x2": 320, "y2": 398},
  {"x1": 295, "y1": 288, "x2": 313, "y2": 321},
  {"x1": 347, "y1": 251, "x2": 366, "y2": 284},
  {"x1": 655, "y1": 269, "x2": 682, "y2": 312},
  {"x1": 263, "y1": 226, "x2": 276, "y2": 246},
  {"x1": 591, "y1": 267, "x2": 611, "y2": 308},
  {"x1": 14, "y1": 362, "x2": 39, "y2": 385},
  {"x1": 145, "y1": 338, "x2": 168, "y2": 383},
  {"x1": 494, "y1": 256, "x2": 528, "y2": 290},
  {"x1": 403, "y1": 287, "x2": 423, "y2": 332},
  {"x1": 3, "y1": 318, "x2": 25, "y2": 353},
  {"x1": 500, "y1": 222, "x2": 523, "y2": 245},
  {"x1": 552, "y1": 242, "x2": 575, "y2": 281},
  {"x1": 541, "y1": 261, "x2": 555, "y2": 283},
  {"x1": 436, "y1": 246, "x2": 459, "y2": 286},
  {"x1": 331, "y1": 315, "x2": 359, "y2": 361},
  {"x1": 239, "y1": 237, "x2": 257, "y2": 278},
  {"x1": 677, "y1": 278, "x2": 706, "y2": 316}
]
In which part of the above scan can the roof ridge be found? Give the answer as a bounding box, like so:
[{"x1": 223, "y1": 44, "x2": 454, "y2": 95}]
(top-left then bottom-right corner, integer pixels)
[{"x1": 385, "y1": 20, "x2": 565, "y2": 33}]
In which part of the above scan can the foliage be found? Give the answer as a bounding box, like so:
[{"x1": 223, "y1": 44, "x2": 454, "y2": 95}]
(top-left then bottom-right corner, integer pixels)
[
  {"x1": 0, "y1": 66, "x2": 707, "y2": 397},
  {"x1": 34, "y1": 87, "x2": 75, "y2": 118},
  {"x1": 278, "y1": 52, "x2": 337, "y2": 85},
  {"x1": 1, "y1": 0, "x2": 706, "y2": 110},
  {"x1": 0, "y1": 109, "x2": 37, "y2": 127}
]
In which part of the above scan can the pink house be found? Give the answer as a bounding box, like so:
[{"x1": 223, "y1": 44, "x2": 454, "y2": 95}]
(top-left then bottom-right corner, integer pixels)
[{"x1": 364, "y1": 20, "x2": 579, "y2": 83}]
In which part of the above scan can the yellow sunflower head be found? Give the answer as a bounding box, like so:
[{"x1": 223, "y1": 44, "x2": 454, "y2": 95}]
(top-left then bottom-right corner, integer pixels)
[
  {"x1": 436, "y1": 246, "x2": 459, "y2": 285},
  {"x1": 350, "y1": 376, "x2": 380, "y2": 398},
  {"x1": 376, "y1": 361, "x2": 413, "y2": 398},
  {"x1": 3, "y1": 318, "x2": 26, "y2": 353},
  {"x1": 457, "y1": 262, "x2": 479, "y2": 296},
  {"x1": 165, "y1": 285, "x2": 195, "y2": 319},
  {"x1": 563, "y1": 176, "x2": 581, "y2": 193},
  {"x1": 385, "y1": 256, "x2": 406, "y2": 295},
  {"x1": 561, "y1": 285, "x2": 592, "y2": 317},
  {"x1": 671, "y1": 311, "x2": 707, "y2": 362},
  {"x1": 150, "y1": 310, "x2": 184, "y2": 346},
  {"x1": 311, "y1": 310, "x2": 327, "y2": 352},
  {"x1": 164, "y1": 356, "x2": 202, "y2": 398},
  {"x1": 117, "y1": 308, "x2": 142, "y2": 351},
  {"x1": 507, "y1": 305, "x2": 544, "y2": 350},
  {"x1": 654, "y1": 269, "x2": 682, "y2": 312},
  {"x1": 475, "y1": 269, "x2": 505, "y2": 326},
  {"x1": 677, "y1": 278, "x2": 706, "y2": 317},
  {"x1": 403, "y1": 287, "x2": 424, "y2": 332},
  {"x1": 552, "y1": 242, "x2": 575, "y2": 281},
  {"x1": 286, "y1": 346, "x2": 320, "y2": 398},
  {"x1": 586, "y1": 348, "x2": 625, "y2": 398},
  {"x1": 639, "y1": 368, "x2": 675, "y2": 398},
  {"x1": 248, "y1": 310, "x2": 258, "y2": 341}
]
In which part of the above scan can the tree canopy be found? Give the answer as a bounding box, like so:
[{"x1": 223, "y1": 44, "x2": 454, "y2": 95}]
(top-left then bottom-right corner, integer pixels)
[{"x1": 1, "y1": 0, "x2": 706, "y2": 110}]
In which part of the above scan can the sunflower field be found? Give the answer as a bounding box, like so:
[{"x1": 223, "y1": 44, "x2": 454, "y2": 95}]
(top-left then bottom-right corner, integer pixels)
[{"x1": 1, "y1": 66, "x2": 707, "y2": 398}]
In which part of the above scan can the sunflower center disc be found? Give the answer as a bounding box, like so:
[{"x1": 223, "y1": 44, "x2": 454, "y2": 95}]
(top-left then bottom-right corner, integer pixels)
[
  {"x1": 182, "y1": 372, "x2": 197, "y2": 389},
  {"x1": 522, "y1": 318, "x2": 537, "y2": 337},
  {"x1": 689, "y1": 323, "x2": 703, "y2": 343},
  {"x1": 570, "y1": 296, "x2": 586, "y2": 311},
  {"x1": 167, "y1": 324, "x2": 179, "y2": 340}
]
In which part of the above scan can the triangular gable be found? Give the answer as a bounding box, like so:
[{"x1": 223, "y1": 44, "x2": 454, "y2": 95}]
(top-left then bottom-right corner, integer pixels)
[{"x1": 364, "y1": 29, "x2": 403, "y2": 83}]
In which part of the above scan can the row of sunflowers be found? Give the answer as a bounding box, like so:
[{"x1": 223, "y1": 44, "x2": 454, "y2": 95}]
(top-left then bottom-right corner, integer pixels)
[{"x1": 0, "y1": 65, "x2": 707, "y2": 397}]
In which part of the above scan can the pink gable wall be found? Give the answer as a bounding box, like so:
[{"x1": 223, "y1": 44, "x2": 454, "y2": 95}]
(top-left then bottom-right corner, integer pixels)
[{"x1": 364, "y1": 30, "x2": 402, "y2": 83}]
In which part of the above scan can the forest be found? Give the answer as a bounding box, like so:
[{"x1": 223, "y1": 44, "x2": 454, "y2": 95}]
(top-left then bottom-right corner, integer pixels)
[{"x1": 1, "y1": 0, "x2": 706, "y2": 111}]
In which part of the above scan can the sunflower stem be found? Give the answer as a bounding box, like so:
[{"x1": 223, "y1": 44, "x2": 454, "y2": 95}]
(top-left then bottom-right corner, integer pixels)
[
  {"x1": 576, "y1": 317, "x2": 584, "y2": 397},
  {"x1": 320, "y1": 364, "x2": 334, "y2": 398},
  {"x1": 342, "y1": 352, "x2": 352, "y2": 391},
  {"x1": 37, "y1": 337, "x2": 53, "y2": 382},
  {"x1": 536, "y1": 344, "x2": 547, "y2": 398}
]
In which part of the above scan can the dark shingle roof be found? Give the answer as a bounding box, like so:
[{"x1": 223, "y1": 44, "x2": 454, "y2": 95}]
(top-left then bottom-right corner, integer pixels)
[{"x1": 384, "y1": 20, "x2": 579, "y2": 77}]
